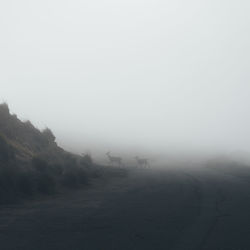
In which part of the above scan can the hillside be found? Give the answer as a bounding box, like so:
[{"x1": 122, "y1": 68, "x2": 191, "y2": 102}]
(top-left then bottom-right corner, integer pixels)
[
  {"x1": 0, "y1": 103, "x2": 101, "y2": 204},
  {"x1": 0, "y1": 102, "x2": 94, "y2": 164}
]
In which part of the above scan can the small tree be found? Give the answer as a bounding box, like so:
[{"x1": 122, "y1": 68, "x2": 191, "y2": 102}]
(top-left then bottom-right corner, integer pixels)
[
  {"x1": 81, "y1": 153, "x2": 93, "y2": 166},
  {"x1": 0, "y1": 103, "x2": 10, "y2": 116},
  {"x1": 42, "y1": 128, "x2": 56, "y2": 142}
]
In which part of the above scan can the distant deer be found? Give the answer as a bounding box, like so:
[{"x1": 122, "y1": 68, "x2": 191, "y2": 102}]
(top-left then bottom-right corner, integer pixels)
[
  {"x1": 135, "y1": 156, "x2": 150, "y2": 168},
  {"x1": 106, "y1": 152, "x2": 123, "y2": 166}
]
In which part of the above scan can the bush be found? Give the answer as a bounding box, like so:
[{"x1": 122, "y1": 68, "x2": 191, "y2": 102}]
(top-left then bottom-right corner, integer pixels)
[
  {"x1": 17, "y1": 171, "x2": 35, "y2": 196},
  {"x1": 0, "y1": 135, "x2": 15, "y2": 163},
  {"x1": 76, "y1": 168, "x2": 88, "y2": 185},
  {"x1": 61, "y1": 166, "x2": 88, "y2": 188},
  {"x1": 61, "y1": 171, "x2": 78, "y2": 188},
  {"x1": 0, "y1": 151, "x2": 90, "y2": 204},
  {"x1": 36, "y1": 173, "x2": 56, "y2": 194},
  {"x1": 0, "y1": 164, "x2": 20, "y2": 203},
  {"x1": 42, "y1": 128, "x2": 55, "y2": 143},
  {"x1": 32, "y1": 157, "x2": 49, "y2": 173},
  {"x1": 31, "y1": 157, "x2": 57, "y2": 194},
  {"x1": 50, "y1": 164, "x2": 63, "y2": 176},
  {"x1": 81, "y1": 153, "x2": 93, "y2": 166}
]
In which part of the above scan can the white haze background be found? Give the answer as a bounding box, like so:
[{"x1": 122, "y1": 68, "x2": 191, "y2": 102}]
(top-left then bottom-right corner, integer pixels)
[{"x1": 0, "y1": 0, "x2": 250, "y2": 158}]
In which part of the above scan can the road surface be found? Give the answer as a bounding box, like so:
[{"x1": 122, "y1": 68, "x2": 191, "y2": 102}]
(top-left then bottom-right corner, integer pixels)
[{"x1": 1, "y1": 165, "x2": 250, "y2": 250}]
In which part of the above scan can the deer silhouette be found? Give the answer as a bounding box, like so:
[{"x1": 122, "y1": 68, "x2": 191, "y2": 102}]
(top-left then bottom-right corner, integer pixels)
[
  {"x1": 106, "y1": 151, "x2": 123, "y2": 166},
  {"x1": 135, "y1": 156, "x2": 150, "y2": 168}
]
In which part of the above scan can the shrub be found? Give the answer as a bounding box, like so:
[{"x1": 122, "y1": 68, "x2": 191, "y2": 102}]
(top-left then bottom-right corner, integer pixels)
[
  {"x1": 76, "y1": 168, "x2": 88, "y2": 185},
  {"x1": 31, "y1": 157, "x2": 57, "y2": 194},
  {"x1": 42, "y1": 128, "x2": 55, "y2": 143},
  {"x1": 80, "y1": 153, "x2": 93, "y2": 167},
  {"x1": 50, "y1": 164, "x2": 63, "y2": 176},
  {"x1": 0, "y1": 164, "x2": 20, "y2": 203},
  {"x1": 61, "y1": 166, "x2": 88, "y2": 188},
  {"x1": 0, "y1": 135, "x2": 15, "y2": 163},
  {"x1": 61, "y1": 170, "x2": 78, "y2": 188},
  {"x1": 32, "y1": 157, "x2": 49, "y2": 173},
  {"x1": 17, "y1": 171, "x2": 35, "y2": 196},
  {"x1": 36, "y1": 173, "x2": 56, "y2": 194}
]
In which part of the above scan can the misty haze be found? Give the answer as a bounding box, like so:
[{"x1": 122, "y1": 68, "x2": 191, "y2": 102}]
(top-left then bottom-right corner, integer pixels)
[{"x1": 1, "y1": 0, "x2": 250, "y2": 249}]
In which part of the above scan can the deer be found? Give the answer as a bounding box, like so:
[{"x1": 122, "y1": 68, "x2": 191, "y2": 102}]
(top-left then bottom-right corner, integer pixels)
[
  {"x1": 106, "y1": 151, "x2": 123, "y2": 167},
  {"x1": 135, "y1": 156, "x2": 150, "y2": 168}
]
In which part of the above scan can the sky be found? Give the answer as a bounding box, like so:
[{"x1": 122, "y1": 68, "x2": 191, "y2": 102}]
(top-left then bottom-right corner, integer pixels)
[{"x1": 0, "y1": 0, "x2": 250, "y2": 157}]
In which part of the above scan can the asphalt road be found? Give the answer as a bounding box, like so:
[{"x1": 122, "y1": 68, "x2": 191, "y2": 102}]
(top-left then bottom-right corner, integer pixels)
[{"x1": 1, "y1": 165, "x2": 250, "y2": 250}]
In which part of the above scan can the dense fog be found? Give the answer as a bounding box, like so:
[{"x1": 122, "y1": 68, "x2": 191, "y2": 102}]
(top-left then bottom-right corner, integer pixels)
[{"x1": 1, "y1": 0, "x2": 250, "y2": 160}]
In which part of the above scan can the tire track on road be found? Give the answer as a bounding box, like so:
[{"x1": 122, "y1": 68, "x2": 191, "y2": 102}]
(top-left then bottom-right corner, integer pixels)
[{"x1": 171, "y1": 171, "x2": 219, "y2": 250}]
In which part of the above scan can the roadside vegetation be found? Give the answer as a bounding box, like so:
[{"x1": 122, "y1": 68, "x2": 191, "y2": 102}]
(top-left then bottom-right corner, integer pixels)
[
  {"x1": 0, "y1": 132, "x2": 92, "y2": 204},
  {"x1": 0, "y1": 103, "x2": 126, "y2": 205}
]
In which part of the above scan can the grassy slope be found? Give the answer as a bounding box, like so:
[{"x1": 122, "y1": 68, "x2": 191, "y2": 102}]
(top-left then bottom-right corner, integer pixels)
[{"x1": 0, "y1": 103, "x2": 100, "y2": 204}]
